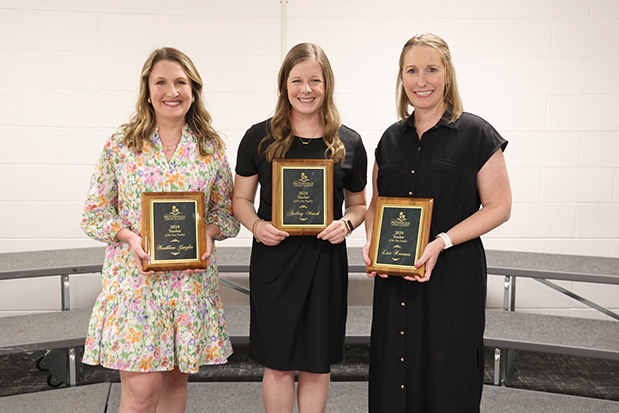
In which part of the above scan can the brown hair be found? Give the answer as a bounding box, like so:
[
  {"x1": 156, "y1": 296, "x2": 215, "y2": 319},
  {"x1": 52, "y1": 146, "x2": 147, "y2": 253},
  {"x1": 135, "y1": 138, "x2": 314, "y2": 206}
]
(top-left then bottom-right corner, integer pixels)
[
  {"x1": 123, "y1": 47, "x2": 223, "y2": 155},
  {"x1": 396, "y1": 33, "x2": 463, "y2": 123},
  {"x1": 259, "y1": 43, "x2": 345, "y2": 164}
]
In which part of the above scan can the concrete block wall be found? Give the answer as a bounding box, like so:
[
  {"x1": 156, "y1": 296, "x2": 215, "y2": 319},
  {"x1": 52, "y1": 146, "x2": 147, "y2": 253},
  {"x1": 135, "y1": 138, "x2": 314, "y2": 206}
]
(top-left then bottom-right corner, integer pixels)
[{"x1": 1, "y1": 0, "x2": 618, "y2": 318}]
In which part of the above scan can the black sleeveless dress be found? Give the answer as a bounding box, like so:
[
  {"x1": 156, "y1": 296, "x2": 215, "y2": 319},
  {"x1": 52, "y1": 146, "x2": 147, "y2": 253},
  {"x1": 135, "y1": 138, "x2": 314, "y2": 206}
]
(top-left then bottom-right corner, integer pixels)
[
  {"x1": 370, "y1": 111, "x2": 507, "y2": 412},
  {"x1": 235, "y1": 119, "x2": 367, "y2": 373}
]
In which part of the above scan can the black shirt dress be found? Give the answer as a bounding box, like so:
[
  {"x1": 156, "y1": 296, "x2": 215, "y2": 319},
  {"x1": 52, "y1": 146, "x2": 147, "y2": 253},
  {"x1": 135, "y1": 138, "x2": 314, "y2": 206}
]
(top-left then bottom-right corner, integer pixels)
[{"x1": 370, "y1": 111, "x2": 507, "y2": 412}]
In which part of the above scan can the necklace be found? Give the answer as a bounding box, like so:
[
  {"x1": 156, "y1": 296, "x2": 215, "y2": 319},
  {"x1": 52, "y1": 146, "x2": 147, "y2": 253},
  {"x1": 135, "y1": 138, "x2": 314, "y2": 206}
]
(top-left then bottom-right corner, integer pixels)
[
  {"x1": 160, "y1": 136, "x2": 181, "y2": 152},
  {"x1": 297, "y1": 123, "x2": 322, "y2": 145}
]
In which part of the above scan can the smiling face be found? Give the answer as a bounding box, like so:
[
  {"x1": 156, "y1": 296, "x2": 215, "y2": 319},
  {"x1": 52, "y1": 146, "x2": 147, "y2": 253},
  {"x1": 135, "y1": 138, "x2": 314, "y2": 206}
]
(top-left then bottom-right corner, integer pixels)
[
  {"x1": 148, "y1": 59, "x2": 193, "y2": 126},
  {"x1": 401, "y1": 45, "x2": 447, "y2": 115},
  {"x1": 286, "y1": 59, "x2": 325, "y2": 120}
]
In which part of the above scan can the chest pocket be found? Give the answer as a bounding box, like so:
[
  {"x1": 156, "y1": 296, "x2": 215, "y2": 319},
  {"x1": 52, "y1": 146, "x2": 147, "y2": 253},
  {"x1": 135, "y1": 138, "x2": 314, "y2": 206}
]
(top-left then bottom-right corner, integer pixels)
[
  {"x1": 377, "y1": 161, "x2": 403, "y2": 195},
  {"x1": 377, "y1": 161, "x2": 401, "y2": 177},
  {"x1": 430, "y1": 158, "x2": 469, "y2": 180}
]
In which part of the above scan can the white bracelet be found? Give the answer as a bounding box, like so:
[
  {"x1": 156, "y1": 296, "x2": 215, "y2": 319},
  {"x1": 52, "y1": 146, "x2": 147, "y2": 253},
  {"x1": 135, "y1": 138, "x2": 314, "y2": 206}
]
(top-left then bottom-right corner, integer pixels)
[{"x1": 436, "y1": 232, "x2": 453, "y2": 250}]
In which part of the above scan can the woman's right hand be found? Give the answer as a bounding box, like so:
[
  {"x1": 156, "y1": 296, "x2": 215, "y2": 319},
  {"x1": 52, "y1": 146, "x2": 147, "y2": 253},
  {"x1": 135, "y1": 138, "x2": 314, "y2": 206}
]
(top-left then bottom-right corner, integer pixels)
[
  {"x1": 117, "y1": 228, "x2": 154, "y2": 275},
  {"x1": 255, "y1": 221, "x2": 289, "y2": 246},
  {"x1": 129, "y1": 235, "x2": 155, "y2": 276},
  {"x1": 362, "y1": 239, "x2": 388, "y2": 279}
]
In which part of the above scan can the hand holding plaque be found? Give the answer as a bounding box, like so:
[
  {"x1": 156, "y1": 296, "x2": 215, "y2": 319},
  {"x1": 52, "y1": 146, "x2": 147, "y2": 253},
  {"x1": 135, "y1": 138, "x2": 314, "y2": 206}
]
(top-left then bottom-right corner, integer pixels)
[
  {"x1": 367, "y1": 197, "x2": 434, "y2": 278},
  {"x1": 141, "y1": 192, "x2": 207, "y2": 271},
  {"x1": 272, "y1": 159, "x2": 334, "y2": 236}
]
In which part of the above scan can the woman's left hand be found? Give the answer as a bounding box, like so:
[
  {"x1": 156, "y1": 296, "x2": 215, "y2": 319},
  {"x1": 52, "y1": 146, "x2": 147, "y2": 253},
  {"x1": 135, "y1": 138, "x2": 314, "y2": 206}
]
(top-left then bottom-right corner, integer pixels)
[
  {"x1": 317, "y1": 219, "x2": 349, "y2": 244},
  {"x1": 183, "y1": 233, "x2": 214, "y2": 274},
  {"x1": 403, "y1": 238, "x2": 443, "y2": 282}
]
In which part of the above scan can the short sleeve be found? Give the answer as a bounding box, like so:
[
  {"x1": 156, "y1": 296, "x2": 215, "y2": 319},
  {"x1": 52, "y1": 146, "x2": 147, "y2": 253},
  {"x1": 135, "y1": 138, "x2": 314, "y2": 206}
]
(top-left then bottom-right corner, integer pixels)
[
  {"x1": 374, "y1": 121, "x2": 400, "y2": 169},
  {"x1": 235, "y1": 124, "x2": 263, "y2": 177},
  {"x1": 475, "y1": 115, "x2": 508, "y2": 172},
  {"x1": 345, "y1": 132, "x2": 368, "y2": 193}
]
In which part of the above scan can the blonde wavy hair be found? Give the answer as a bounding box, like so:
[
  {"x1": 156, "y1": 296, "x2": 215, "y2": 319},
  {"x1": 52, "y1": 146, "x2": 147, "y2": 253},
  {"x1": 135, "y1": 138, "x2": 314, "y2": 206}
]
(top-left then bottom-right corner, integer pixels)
[
  {"x1": 122, "y1": 47, "x2": 223, "y2": 155},
  {"x1": 396, "y1": 33, "x2": 463, "y2": 123},
  {"x1": 260, "y1": 43, "x2": 345, "y2": 164}
]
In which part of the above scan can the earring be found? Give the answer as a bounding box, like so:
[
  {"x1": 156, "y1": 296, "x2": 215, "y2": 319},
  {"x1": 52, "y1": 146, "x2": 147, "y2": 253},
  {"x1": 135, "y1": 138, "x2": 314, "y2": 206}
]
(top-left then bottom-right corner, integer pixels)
[
  {"x1": 147, "y1": 98, "x2": 151, "y2": 104},
  {"x1": 192, "y1": 97, "x2": 195, "y2": 103}
]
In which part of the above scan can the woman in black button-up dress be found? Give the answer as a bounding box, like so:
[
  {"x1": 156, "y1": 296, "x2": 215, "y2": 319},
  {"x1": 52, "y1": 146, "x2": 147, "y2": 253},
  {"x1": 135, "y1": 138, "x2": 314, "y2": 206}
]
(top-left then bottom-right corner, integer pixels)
[{"x1": 362, "y1": 33, "x2": 512, "y2": 412}]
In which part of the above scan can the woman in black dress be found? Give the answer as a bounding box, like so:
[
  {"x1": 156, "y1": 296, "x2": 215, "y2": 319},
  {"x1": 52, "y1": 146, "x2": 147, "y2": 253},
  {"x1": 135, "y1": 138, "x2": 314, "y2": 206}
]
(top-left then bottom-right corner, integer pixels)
[
  {"x1": 362, "y1": 33, "x2": 512, "y2": 412},
  {"x1": 233, "y1": 43, "x2": 367, "y2": 413}
]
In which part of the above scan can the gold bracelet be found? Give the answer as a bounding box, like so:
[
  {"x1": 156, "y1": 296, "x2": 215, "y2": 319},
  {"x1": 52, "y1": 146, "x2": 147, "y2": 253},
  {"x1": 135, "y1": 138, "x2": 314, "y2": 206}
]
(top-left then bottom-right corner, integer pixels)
[{"x1": 251, "y1": 218, "x2": 263, "y2": 243}]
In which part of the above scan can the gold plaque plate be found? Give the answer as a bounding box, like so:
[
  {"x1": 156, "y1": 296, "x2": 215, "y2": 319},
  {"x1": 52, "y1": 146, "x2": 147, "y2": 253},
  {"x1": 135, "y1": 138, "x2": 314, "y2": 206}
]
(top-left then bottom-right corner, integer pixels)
[
  {"x1": 141, "y1": 192, "x2": 207, "y2": 271},
  {"x1": 367, "y1": 197, "x2": 434, "y2": 277},
  {"x1": 272, "y1": 158, "x2": 334, "y2": 236}
]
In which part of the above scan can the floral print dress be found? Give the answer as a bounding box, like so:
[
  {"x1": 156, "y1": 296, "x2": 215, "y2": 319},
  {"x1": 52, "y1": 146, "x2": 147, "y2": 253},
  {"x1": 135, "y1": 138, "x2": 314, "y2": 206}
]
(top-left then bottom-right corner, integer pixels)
[{"x1": 81, "y1": 125, "x2": 239, "y2": 373}]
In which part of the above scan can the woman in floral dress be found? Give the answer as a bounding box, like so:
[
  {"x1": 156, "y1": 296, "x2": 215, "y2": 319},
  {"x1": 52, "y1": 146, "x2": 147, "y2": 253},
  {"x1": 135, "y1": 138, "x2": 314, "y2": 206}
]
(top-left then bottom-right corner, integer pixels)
[{"x1": 81, "y1": 47, "x2": 239, "y2": 413}]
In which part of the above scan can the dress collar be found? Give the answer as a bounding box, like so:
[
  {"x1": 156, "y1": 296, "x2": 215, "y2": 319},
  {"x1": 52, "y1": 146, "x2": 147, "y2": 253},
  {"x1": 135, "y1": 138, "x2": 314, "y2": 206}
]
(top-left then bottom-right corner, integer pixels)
[
  {"x1": 152, "y1": 124, "x2": 192, "y2": 141},
  {"x1": 401, "y1": 108, "x2": 460, "y2": 133}
]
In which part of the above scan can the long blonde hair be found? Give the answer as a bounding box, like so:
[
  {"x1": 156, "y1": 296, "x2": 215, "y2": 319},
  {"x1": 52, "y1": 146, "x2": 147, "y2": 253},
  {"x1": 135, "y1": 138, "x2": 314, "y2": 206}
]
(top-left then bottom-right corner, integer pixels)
[
  {"x1": 260, "y1": 43, "x2": 345, "y2": 164},
  {"x1": 123, "y1": 47, "x2": 224, "y2": 155},
  {"x1": 396, "y1": 33, "x2": 463, "y2": 123}
]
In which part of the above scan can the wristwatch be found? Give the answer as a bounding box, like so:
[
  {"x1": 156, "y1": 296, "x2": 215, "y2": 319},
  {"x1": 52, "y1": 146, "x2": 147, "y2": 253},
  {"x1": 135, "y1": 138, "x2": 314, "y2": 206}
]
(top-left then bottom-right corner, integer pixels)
[{"x1": 436, "y1": 232, "x2": 453, "y2": 250}]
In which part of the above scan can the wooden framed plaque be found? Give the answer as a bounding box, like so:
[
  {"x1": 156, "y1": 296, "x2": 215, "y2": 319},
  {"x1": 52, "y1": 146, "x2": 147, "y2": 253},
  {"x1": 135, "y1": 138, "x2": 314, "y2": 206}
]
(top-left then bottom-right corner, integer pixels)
[
  {"x1": 141, "y1": 192, "x2": 207, "y2": 271},
  {"x1": 272, "y1": 158, "x2": 334, "y2": 236},
  {"x1": 367, "y1": 197, "x2": 434, "y2": 277}
]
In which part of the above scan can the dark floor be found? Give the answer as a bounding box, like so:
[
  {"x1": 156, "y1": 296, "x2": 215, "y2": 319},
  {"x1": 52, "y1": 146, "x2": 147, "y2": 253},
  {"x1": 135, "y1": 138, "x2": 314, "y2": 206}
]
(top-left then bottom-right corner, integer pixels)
[
  {"x1": 1, "y1": 345, "x2": 619, "y2": 401},
  {"x1": 494, "y1": 350, "x2": 619, "y2": 401}
]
